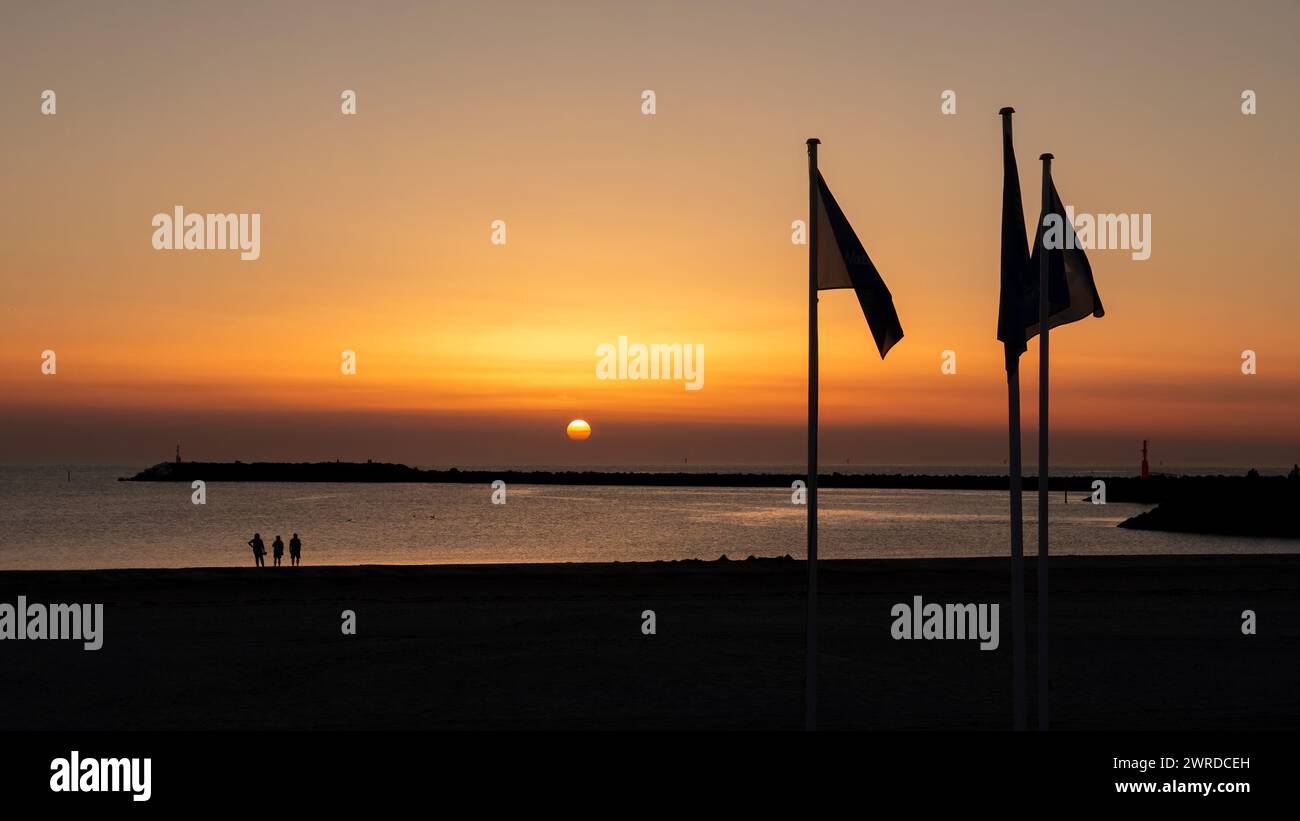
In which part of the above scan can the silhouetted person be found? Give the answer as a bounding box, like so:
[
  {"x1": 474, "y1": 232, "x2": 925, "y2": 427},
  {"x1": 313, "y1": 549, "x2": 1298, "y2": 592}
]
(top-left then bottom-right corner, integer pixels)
[
  {"x1": 1289, "y1": 464, "x2": 1299, "y2": 481},
  {"x1": 272, "y1": 535, "x2": 285, "y2": 567},
  {"x1": 249, "y1": 533, "x2": 266, "y2": 567},
  {"x1": 289, "y1": 533, "x2": 302, "y2": 567}
]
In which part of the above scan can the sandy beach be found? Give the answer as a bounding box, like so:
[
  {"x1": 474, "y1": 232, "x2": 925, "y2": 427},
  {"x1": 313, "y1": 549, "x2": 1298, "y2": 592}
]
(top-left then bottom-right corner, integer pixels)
[{"x1": 1, "y1": 555, "x2": 1296, "y2": 731}]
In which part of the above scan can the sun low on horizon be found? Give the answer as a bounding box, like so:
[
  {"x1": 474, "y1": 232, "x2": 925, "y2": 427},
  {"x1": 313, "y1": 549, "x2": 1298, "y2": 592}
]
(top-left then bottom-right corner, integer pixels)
[{"x1": 566, "y1": 419, "x2": 592, "y2": 441}]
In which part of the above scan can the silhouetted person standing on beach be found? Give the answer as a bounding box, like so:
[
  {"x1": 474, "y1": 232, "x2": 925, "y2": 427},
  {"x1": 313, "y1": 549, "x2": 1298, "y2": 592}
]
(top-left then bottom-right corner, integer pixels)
[
  {"x1": 272, "y1": 535, "x2": 285, "y2": 567},
  {"x1": 249, "y1": 533, "x2": 266, "y2": 567},
  {"x1": 289, "y1": 533, "x2": 302, "y2": 567}
]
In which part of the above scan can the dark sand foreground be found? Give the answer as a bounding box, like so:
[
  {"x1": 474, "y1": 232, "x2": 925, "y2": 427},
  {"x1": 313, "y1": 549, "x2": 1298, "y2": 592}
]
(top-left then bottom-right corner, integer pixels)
[{"x1": 1, "y1": 556, "x2": 1297, "y2": 730}]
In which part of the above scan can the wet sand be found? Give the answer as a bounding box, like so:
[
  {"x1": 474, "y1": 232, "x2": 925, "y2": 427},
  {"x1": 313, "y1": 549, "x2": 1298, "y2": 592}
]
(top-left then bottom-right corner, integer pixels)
[{"x1": 1, "y1": 555, "x2": 1296, "y2": 730}]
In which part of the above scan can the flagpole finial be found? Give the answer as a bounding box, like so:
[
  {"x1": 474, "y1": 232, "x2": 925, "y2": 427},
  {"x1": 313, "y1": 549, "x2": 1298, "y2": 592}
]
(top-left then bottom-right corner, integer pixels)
[
  {"x1": 998, "y1": 106, "x2": 1015, "y2": 115},
  {"x1": 1039, "y1": 153, "x2": 1054, "y2": 161},
  {"x1": 806, "y1": 138, "x2": 820, "y2": 145}
]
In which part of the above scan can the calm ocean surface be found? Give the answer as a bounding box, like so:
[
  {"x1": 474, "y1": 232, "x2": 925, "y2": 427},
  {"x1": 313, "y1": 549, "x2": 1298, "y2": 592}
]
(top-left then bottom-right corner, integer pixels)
[{"x1": 0, "y1": 465, "x2": 1294, "y2": 570}]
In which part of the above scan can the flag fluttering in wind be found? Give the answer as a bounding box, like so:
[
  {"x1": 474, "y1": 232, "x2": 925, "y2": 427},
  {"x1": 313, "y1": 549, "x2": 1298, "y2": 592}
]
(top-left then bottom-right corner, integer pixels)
[
  {"x1": 997, "y1": 112, "x2": 1032, "y2": 372},
  {"x1": 804, "y1": 140, "x2": 904, "y2": 731},
  {"x1": 814, "y1": 172, "x2": 905, "y2": 358},
  {"x1": 1026, "y1": 179, "x2": 1105, "y2": 338}
]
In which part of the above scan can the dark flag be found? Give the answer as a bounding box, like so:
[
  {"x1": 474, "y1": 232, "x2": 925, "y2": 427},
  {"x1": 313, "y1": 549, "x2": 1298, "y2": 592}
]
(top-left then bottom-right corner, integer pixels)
[
  {"x1": 1026, "y1": 179, "x2": 1105, "y2": 338},
  {"x1": 814, "y1": 172, "x2": 904, "y2": 358},
  {"x1": 996, "y1": 114, "x2": 1032, "y2": 372}
]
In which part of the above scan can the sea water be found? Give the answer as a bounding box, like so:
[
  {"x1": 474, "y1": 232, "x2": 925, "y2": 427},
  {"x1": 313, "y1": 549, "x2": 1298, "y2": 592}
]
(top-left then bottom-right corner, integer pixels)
[{"x1": 0, "y1": 465, "x2": 1293, "y2": 570}]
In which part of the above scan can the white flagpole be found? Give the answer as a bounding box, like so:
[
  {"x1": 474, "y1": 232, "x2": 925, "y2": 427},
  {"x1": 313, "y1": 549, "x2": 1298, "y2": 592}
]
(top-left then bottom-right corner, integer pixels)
[
  {"x1": 1036, "y1": 152, "x2": 1054, "y2": 731},
  {"x1": 806, "y1": 137, "x2": 820, "y2": 732}
]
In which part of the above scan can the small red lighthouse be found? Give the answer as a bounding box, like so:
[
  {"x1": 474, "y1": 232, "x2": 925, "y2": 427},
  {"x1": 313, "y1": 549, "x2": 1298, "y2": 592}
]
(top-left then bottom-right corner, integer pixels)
[{"x1": 1140, "y1": 440, "x2": 1150, "y2": 479}]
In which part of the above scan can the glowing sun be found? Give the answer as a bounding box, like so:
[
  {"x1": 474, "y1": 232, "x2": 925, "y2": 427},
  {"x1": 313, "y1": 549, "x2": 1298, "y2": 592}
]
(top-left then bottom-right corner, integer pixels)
[{"x1": 566, "y1": 419, "x2": 591, "y2": 441}]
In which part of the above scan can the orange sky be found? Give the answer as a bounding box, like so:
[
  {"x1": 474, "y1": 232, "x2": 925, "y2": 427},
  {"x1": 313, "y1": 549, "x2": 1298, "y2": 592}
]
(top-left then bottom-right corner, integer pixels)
[{"x1": 1, "y1": 1, "x2": 1297, "y2": 466}]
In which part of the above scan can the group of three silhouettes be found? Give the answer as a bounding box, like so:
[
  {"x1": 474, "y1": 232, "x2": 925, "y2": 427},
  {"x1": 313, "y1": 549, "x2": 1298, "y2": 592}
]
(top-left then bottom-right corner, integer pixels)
[{"x1": 248, "y1": 532, "x2": 302, "y2": 567}]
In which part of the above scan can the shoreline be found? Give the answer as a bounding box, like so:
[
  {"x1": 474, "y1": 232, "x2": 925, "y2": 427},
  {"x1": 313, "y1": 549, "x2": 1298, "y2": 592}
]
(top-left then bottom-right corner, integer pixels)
[{"x1": 0, "y1": 550, "x2": 1287, "y2": 576}]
